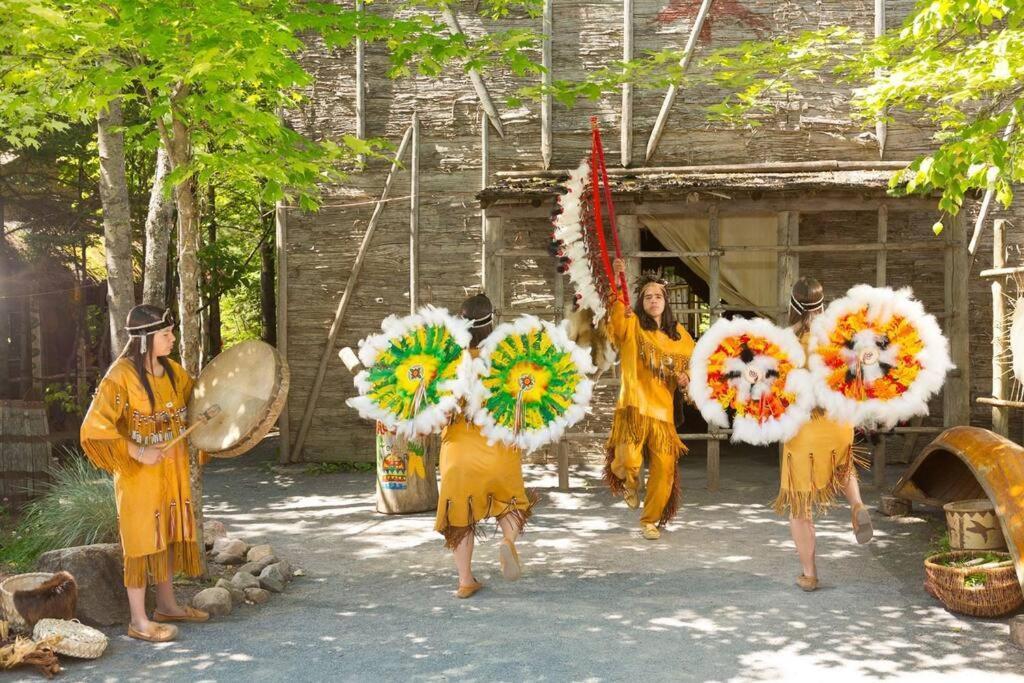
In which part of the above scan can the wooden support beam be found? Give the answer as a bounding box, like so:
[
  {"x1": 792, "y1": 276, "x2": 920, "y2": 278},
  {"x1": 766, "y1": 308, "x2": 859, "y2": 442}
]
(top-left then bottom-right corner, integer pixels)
[
  {"x1": 291, "y1": 124, "x2": 414, "y2": 463},
  {"x1": 944, "y1": 211, "x2": 970, "y2": 427},
  {"x1": 875, "y1": 204, "x2": 888, "y2": 488},
  {"x1": 484, "y1": 215, "x2": 504, "y2": 320},
  {"x1": 776, "y1": 211, "x2": 799, "y2": 325},
  {"x1": 980, "y1": 265, "x2": 1024, "y2": 278},
  {"x1": 480, "y1": 109, "x2": 490, "y2": 291},
  {"x1": 621, "y1": 0, "x2": 634, "y2": 167},
  {"x1": 991, "y1": 219, "x2": 1010, "y2": 436},
  {"x1": 645, "y1": 0, "x2": 715, "y2": 163},
  {"x1": 355, "y1": 0, "x2": 366, "y2": 162},
  {"x1": 441, "y1": 8, "x2": 505, "y2": 138},
  {"x1": 481, "y1": 195, "x2": 940, "y2": 218},
  {"x1": 541, "y1": 0, "x2": 552, "y2": 169},
  {"x1": 276, "y1": 201, "x2": 290, "y2": 464},
  {"x1": 707, "y1": 204, "x2": 721, "y2": 492},
  {"x1": 978, "y1": 396, "x2": 1024, "y2": 409},
  {"x1": 496, "y1": 160, "x2": 913, "y2": 178},
  {"x1": 874, "y1": 0, "x2": 887, "y2": 159},
  {"x1": 410, "y1": 113, "x2": 420, "y2": 312}
]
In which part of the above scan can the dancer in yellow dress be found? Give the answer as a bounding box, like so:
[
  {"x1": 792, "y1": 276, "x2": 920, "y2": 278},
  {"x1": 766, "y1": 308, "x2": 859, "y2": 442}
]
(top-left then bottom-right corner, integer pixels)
[
  {"x1": 433, "y1": 294, "x2": 535, "y2": 598},
  {"x1": 775, "y1": 277, "x2": 873, "y2": 592},
  {"x1": 604, "y1": 259, "x2": 695, "y2": 540},
  {"x1": 80, "y1": 305, "x2": 209, "y2": 642}
]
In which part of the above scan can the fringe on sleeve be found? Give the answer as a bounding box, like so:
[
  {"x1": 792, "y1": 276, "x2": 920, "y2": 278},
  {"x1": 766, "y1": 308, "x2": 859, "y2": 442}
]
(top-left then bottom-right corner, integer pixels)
[{"x1": 80, "y1": 375, "x2": 139, "y2": 476}]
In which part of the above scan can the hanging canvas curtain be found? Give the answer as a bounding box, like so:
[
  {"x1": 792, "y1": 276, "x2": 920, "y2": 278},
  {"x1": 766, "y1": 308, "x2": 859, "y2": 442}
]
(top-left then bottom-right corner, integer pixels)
[{"x1": 640, "y1": 213, "x2": 779, "y2": 313}]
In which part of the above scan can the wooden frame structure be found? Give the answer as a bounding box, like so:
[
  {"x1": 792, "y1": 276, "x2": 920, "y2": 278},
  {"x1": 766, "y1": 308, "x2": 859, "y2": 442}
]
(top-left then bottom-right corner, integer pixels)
[{"x1": 480, "y1": 164, "x2": 970, "y2": 492}]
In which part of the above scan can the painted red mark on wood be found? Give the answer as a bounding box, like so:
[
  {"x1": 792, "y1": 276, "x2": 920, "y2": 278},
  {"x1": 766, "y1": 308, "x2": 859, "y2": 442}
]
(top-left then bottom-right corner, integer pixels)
[{"x1": 655, "y1": 0, "x2": 771, "y2": 43}]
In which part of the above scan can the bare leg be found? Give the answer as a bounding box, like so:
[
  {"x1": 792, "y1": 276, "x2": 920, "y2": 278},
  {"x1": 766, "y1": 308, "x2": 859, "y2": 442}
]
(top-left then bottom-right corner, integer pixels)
[
  {"x1": 789, "y1": 516, "x2": 817, "y2": 578},
  {"x1": 843, "y1": 471, "x2": 864, "y2": 508},
  {"x1": 154, "y1": 580, "x2": 185, "y2": 616},
  {"x1": 497, "y1": 515, "x2": 520, "y2": 543},
  {"x1": 452, "y1": 533, "x2": 476, "y2": 586},
  {"x1": 127, "y1": 586, "x2": 152, "y2": 631}
]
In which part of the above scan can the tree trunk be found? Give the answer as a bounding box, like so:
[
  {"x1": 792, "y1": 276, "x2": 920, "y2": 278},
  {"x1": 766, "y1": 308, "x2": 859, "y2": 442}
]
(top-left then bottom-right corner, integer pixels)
[
  {"x1": 260, "y1": 233, "x2": 276, "y2": 346},
  {"x1": 175, "y1": 177, "x2": 201, "y2": 375},
  {"x1": 143, "y1": 146, "x2": 174, "y2": 307},
  {"x1": 159, "y1": 107, "x2": 206, "y2": 575},
  {"x1": 97, "y1": 98, "x2": 135, "y2": 353},
  {"x1": 206, "y1": 184, "x2": 222, "y2": 359}
]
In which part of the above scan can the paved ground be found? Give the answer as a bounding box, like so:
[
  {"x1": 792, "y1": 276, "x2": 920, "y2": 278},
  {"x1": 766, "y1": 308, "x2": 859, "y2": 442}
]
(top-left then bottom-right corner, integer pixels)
[{"x1": 46, "y1": 441, "x2": 1024, "y2": 682}]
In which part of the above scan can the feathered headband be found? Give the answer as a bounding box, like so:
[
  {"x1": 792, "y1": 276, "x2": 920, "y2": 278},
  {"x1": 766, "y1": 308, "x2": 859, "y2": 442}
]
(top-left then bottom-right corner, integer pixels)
[
  {"x1": 635, "y1": 269, "x2": 669, "y2": 295},
  {"x1": 125, "y1": 309, "x2": 174, "y2": 353}
]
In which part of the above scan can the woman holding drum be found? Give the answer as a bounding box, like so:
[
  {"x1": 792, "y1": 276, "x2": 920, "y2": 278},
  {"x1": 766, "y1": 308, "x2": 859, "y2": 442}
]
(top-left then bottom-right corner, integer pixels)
[{"x1": 81, "y1": 305, "x2": 209, "y2": 642}]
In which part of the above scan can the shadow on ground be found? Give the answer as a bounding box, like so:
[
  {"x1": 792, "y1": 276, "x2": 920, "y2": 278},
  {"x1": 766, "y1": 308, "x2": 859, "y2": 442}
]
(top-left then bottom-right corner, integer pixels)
[{"x1": 56, "y1": 440, "x2": 1024, "y2": 682}]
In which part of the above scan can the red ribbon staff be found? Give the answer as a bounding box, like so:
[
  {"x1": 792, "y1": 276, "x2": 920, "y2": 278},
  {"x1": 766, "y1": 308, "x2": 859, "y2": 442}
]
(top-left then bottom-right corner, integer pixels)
[{"x1": 590, "y1": 118, "x2": 630, "y2": 305}]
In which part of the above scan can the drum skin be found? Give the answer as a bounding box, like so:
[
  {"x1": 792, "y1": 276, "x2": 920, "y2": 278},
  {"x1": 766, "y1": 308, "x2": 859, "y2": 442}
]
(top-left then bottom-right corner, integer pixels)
[{"x1": 188, "y1": 340, "x2": 289, "y2": 458}]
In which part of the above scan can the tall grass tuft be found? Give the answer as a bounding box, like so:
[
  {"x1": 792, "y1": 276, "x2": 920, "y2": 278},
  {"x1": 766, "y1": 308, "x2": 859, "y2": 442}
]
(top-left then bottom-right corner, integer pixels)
[{"x1": 0, "y1": 450, "x2": 119, "y2": 570}]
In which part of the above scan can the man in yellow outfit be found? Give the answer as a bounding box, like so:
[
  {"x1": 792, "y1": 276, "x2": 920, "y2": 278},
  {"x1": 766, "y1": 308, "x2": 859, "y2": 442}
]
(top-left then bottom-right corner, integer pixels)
[{"x1": 604, "y1": 259, "x2": 695, "y2": 540}]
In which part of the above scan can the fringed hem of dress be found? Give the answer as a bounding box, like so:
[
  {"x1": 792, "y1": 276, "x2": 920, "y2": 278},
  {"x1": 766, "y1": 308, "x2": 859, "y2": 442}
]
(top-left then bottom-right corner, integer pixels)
[
  {"x1": 123, "y1": 541, "x2": 203, "y2": 588},
  {"x1": 772, "y1": 445, "x2": 871, "y2": 520},
  {"x1": 438, "y1": 490, "x2": 539, "y2": 551},
  {"x1": 602, "y1": 407, "x2": 686, "y2": 528}
]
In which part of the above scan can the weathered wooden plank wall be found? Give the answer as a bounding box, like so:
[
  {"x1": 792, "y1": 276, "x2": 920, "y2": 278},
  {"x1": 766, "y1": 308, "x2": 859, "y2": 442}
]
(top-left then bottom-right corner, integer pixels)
[{"x1": 285, "y1": 0, "x2": 1022, "y2": 461}]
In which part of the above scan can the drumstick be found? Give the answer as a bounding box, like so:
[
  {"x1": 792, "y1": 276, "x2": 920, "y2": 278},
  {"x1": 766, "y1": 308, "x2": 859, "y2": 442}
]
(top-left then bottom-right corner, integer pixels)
[{"x1": 160, "y1": 404, "x2": 222, "y2": 452}]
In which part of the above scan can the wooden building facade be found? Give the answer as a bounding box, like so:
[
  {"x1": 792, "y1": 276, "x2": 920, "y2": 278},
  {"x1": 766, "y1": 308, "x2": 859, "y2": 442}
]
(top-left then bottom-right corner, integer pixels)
[{"x1": 278, "y1": 0, "x2": 1018, "y2": 472}]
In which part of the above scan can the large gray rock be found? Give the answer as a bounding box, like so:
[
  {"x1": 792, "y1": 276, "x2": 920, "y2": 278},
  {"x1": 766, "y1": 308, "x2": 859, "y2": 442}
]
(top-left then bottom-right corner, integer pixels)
[
  {"x1": 36, "y1": 543, "x2": 148, "y2": 627},
  {"x1": 1011, "y1": 615, "x2": 1024, "y2": 650},
  {"x1": 246, "y1": 544, "x2": 274, "y2": 564},
  {"x1": 275, "y1": 559, "x2": 294, "y2": 582},
  {"x1": 244, "y1": 588, "x2": 270, "y2": 605},
  {"x1": 259, "y1": 564, "x2": 286, "y2": 593},
  {"x1": 203, "y1": 520, "x2": 227, "y2": 549},
  {"x1": 212, "y1": 537, "x2": 247, "y2": 557},
  {"x1": 237, "y1": 556, "x2": 277, "y2": 577},
  {"x1": 192, "y1": 587, "x2": 232, "y2": 617},
  {"x1": 215, "y1": 578, "x2": 244, "y2": 605},
  {"x1": 230, "y1": 571, "x2": 260, "y2": 591}
]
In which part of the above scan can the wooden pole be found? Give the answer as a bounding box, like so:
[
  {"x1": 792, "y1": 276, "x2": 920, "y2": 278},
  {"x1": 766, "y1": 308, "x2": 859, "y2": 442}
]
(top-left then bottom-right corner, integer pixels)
[
  {"x1": 707, "y1": 205, "x2": 721, "y2": 492},
  {"x1": 290, "y1": 124, "x2": 414, "y2": 463},
  {"x1": 775, "y1": 212, "x2": 799, "y2": 326},
  {"x1": 621, "y1": 0, "x2": 634, "y2": 167},
  {"x1": 484, "y1": 216, "x2": 504, "y2": 321},
  {"x1": 645, "y1": 0, "x2": 715, "y2": 163},
  {"x1": 410, "y1": 112, "x2": 420, "y2": 312},
  {"x1": 275, "y1": 201, "x2": 291, "y2": 464},
  {"x1": 541, "y1": 0, "x2": 553, "y2": 169},
  {"x1": 944, "y1": 211, "x2": 970, "y2": 427},
  {"x1": 481, "y1": 108, "x2": 490, "y2": 291},
  {"x1": 968, "y1": 108, "x2": 1018, "y2": 262},
  {"x1": 355, "y1": 0, "x2": 366, "y2": 163},
  {"x1": 992, "y1": 218, "x2": 1009, "y2": 436},
  {"x1": 875, "y1": 204, "x2": 888, "y2": 488},
  {"x1": 440, "y1": 8, "x2": 505, "y2": 138},
  {"x1": 874, "y1": 0, "x2": 887, "y2": 159}
]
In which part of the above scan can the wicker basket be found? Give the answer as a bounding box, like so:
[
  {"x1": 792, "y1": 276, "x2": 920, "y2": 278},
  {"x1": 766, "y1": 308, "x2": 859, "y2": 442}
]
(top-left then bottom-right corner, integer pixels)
[
  {"x1": 924, "y1": 551, "x2": 1024, "y2": 618},
  {"x1": 0, "y1": 573, "x2": 55, "y2": 632},
  {"x1": 33, "y1": 619, "x2": 108, "y2": 659}
]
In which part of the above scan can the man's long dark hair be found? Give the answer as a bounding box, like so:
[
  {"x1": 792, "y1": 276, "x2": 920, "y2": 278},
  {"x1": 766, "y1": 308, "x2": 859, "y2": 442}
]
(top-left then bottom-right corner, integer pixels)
[
  {"x1": 633, "y1": 279, "x2": 681, "y2": 340},
  {"x1": 117, "y1": 305, "x2": 178, "y2": 409},
  {"x1": 459, "y1": 294, "x2": 493, "y2": 349}
]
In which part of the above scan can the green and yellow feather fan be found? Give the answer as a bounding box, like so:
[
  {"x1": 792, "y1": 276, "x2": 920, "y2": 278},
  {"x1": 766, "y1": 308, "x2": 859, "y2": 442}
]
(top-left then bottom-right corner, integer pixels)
[
  {"x1": 347, "y1": 306, "x2": 473, "y2": 439},
  {"x1": 466, "y1": 315, "x2": 596, "y2": 453}
]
